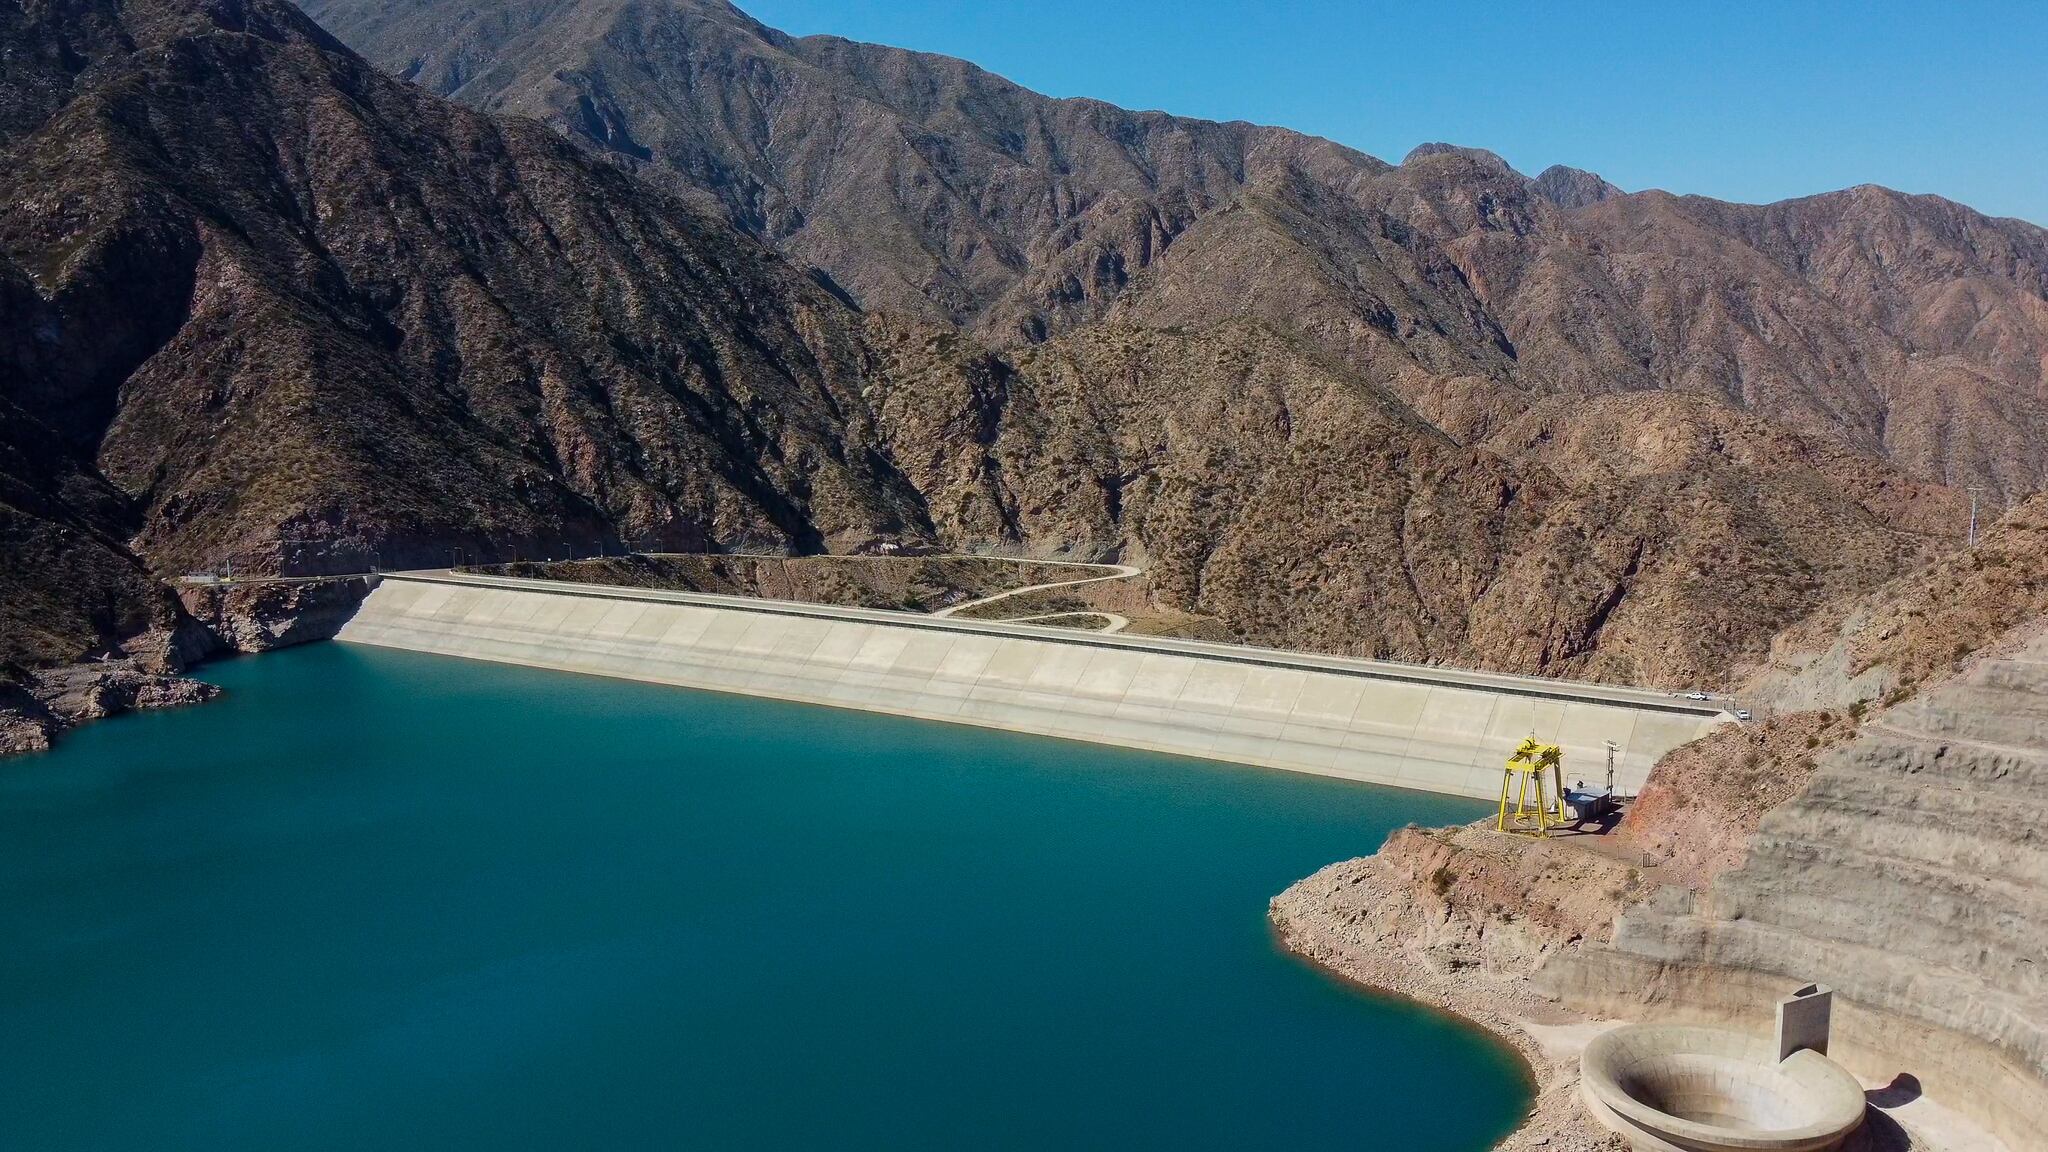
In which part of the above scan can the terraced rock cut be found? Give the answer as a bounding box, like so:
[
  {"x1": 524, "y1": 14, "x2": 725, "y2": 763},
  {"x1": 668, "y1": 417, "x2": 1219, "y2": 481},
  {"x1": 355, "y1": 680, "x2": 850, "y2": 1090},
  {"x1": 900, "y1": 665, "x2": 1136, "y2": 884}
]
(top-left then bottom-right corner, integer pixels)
[{"x1": 1544, "y1": 630, "x2": 2048, "y2": 1149}]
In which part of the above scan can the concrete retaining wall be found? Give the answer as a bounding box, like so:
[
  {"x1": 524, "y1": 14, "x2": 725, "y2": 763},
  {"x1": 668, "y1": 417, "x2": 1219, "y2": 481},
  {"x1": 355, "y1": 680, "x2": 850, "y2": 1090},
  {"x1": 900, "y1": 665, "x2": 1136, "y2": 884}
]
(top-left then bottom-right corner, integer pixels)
[{"x1": 338, "y1": 573, "x2": 1726, "y2": 800}]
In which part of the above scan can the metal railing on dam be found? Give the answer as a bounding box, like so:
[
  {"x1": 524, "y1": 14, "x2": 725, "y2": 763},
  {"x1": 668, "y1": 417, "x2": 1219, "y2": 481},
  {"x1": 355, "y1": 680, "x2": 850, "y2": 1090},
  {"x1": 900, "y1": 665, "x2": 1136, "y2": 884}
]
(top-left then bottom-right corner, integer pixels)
[{"x1": 337, "y1": 572, "x2": 1729, "y2": 800}]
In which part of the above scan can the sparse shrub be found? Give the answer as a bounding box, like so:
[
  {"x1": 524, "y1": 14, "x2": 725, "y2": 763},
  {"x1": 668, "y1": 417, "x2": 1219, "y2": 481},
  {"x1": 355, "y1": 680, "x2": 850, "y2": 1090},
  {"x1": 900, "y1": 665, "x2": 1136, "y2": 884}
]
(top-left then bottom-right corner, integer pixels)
[{"x1": 1428, "y1": 865, "x2": 1456, "y2": 896}]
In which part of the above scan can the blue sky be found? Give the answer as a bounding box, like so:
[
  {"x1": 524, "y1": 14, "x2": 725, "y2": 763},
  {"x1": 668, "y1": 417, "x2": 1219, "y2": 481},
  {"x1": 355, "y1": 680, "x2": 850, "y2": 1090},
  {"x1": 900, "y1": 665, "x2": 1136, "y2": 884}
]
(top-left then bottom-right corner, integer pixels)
[{"x1": 742, "y1": 0, "x2": 2048, "y2": 226}]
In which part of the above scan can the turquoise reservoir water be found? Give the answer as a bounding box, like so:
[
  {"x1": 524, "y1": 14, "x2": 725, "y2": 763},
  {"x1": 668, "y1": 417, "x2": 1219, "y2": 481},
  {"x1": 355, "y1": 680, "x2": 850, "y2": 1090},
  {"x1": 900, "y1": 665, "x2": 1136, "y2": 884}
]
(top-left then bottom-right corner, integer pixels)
[{"x1": 0, "y1": 643, "x2": 1529, "y2": 1150}]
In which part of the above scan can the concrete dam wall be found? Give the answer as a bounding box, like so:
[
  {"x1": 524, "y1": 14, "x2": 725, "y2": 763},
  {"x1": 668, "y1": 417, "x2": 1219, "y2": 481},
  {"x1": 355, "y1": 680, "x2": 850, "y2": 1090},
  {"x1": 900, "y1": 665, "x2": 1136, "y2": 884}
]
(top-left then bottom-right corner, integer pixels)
[{"x1": 338, "y1": 573, "x2": 1726, "y2": 801}]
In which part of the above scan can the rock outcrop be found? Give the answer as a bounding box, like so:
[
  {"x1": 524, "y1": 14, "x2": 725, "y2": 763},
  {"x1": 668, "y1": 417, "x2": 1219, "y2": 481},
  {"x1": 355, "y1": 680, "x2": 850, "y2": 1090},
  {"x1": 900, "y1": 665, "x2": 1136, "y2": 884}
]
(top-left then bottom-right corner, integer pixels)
[
  {"x1": 0, "y1": 575, "x2": 372, "y2": 756},
  {"x1": 0, "y1": 662, "x2": 221, "y2": 756},
  {"x1": 1613, "y1": 711, "x2": 1856, "y2": 890},
  {"x1": 176, "y1": 577, "x2": 376, "y2": 653},
  {"x1": 2, "y1": 0, "x2": 939, "y2": 584},
  {"x1": 1745, "y1": 494, "x2": 2048, "y2": 712}
]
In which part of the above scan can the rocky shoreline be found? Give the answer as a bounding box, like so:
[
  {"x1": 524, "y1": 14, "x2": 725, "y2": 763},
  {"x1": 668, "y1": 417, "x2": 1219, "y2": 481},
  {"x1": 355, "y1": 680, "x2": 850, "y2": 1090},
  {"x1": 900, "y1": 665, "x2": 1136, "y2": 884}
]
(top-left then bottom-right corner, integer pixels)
[
  {"x1": 0, "y1": 577, "x2": 374, "y2": 758},
  {"x1": 1269, "y1": 826, "x2": 1640, "y2": 1151},
  {"x1": 1269, "y1": 756, "x2": 1996, "y2": 1152},
  {"x1": 0, "y1": 664, "x2": 220, "y2": 756}
]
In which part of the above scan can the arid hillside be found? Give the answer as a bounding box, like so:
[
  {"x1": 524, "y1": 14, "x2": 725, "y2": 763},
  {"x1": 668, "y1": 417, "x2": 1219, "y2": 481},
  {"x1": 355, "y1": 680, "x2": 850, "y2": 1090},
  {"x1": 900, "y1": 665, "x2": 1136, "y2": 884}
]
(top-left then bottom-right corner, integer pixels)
[
  {"x1": 310, "y1": 0, "x2": 2048, "y2": 504},
  {"x1": 2, "y1": 0, "x2": 2042, "y2": 725},
  {"x1": 1745, "y1": 493, "x2": 2048, "y2": 710},
  {"x1": 1, "y1": 0, "x2": 951, "y2": 668},
  {"x1": 868, "y1": 319, "x2": 1954, "y2": 685}
]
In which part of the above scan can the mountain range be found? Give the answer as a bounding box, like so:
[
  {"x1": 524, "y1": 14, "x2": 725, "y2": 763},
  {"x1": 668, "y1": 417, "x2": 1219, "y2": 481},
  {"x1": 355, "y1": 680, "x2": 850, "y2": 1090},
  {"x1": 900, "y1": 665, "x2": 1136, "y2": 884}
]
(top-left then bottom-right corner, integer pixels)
[{"x1": 4, "y1": 0, "x2": 2045, "y2": 692}]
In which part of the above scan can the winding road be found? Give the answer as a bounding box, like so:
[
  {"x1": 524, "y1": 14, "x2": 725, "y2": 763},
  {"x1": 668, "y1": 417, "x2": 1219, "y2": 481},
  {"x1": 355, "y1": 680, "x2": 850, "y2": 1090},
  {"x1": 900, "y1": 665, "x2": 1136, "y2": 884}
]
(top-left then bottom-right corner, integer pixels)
[{"x1": 933, "y1": 558, "x2": 1141, "y2": 633}]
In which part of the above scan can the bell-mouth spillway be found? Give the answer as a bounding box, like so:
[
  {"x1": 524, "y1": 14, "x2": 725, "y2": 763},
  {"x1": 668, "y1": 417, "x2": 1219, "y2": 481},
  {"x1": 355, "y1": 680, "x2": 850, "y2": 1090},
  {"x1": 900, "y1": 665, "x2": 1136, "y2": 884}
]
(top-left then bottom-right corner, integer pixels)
[
  {"x1": 1580, "y1": 1024, "x2": 1868, "y2": 1152},
  {"x1": 337, "y1": 571, "x2": 1729, "y2": 801}
]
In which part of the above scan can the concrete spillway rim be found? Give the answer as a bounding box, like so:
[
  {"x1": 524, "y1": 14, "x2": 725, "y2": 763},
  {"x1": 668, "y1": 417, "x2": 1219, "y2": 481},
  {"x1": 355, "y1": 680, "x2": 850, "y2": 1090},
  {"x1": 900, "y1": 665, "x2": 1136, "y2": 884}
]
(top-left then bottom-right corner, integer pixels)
[{"x1": 1581, "y1": 1024, "x2": 1866, "y2": 1152}]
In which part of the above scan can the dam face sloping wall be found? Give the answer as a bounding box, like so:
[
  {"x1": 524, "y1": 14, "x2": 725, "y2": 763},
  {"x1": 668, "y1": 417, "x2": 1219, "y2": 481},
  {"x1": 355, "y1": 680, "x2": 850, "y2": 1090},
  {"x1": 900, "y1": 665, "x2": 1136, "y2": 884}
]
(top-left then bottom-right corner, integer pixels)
[{"x1": 338, "y1": 574, "x2": 1724, "y2": 800}]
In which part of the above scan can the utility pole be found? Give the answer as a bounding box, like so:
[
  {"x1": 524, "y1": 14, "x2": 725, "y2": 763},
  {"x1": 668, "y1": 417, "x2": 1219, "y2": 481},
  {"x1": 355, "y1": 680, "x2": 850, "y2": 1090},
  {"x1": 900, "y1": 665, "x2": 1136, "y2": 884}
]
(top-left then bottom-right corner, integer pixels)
[{"x1": 1968, "y1": 486, "x2": 1984, "y2": 546}]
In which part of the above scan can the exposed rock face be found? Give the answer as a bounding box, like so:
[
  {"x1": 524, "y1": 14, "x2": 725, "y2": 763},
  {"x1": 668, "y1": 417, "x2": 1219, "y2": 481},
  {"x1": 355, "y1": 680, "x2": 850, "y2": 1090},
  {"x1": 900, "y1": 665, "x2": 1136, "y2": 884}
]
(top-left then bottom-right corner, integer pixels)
[
  {"x1": 1746, "y1": 494, "x2": 2048, "y2": 711},
  {"x1": 2, "y1": 0, "x2": 937, "y2": 586},
  {"x1": 175, "y1": 577, "x2": 375, "y2": 652},
  {"x1": 301, "y1": 0, "x2": 1386, "y2": 335},
  {"x1": 870, "y1": 320, "x2": 1954, "y2": 685},
  {"x1": 1543, "y1": 633, "x2": 2048, "y2": 1149},
  {"x1": 1278, "y1": 506, "x2": 2048, "y2": 1147},
  {"x1": 1531, "y1": 165, "x2": 1622, "y2": 209},
  {"x1": 0, "y1": 398, "x2": 198, "y2": 672},
  {"x1": 0, "y1": 661, "x2": 221, "y2": 757},
  {"x1": 0, "y1": 575, "x2": 374, "y2": 757},
  {"x1": 1613, "y1": 711, "x2": 1854, "y2": 890},
  {"x1": 1280, "y1": 824, "x2": 1650, "y2": 981}
]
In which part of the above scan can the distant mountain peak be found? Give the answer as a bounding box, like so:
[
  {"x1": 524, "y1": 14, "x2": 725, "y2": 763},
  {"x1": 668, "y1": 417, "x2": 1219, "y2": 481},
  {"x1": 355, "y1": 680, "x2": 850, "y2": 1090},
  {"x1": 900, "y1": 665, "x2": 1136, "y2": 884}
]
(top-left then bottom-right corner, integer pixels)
[
  {"x1": 1401, "y1": 142, "x2": 1520, "y2": 177},
  {"x1": 1532, "y1": 164, "x2": 1623, "y2": 208}
]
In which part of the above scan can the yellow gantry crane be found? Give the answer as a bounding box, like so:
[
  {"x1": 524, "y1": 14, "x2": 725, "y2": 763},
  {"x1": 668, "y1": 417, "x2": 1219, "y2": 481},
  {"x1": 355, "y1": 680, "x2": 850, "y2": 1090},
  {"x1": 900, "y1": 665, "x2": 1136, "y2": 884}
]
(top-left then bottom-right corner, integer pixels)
[{"x1": 1498, "y1": 735, "x2": 1566, "y2": 835}]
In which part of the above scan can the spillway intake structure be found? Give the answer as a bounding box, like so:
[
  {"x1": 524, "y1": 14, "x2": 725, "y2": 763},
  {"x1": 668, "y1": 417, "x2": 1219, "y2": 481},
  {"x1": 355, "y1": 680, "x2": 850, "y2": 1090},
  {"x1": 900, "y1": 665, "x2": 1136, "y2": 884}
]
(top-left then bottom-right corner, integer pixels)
[{"x1": 1581, "y1": 1024, "x2": 1867, "y2": 1152}]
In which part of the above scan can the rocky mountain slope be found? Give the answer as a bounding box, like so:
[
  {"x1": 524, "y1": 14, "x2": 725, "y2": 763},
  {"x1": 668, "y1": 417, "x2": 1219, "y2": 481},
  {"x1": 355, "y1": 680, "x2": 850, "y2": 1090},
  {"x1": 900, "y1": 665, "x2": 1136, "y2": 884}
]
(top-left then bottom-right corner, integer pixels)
[
  {"x1": 1746, "y1": 494, "x2": 2048, "y2": 710},
  {"x1": 309, "y1": 0, "x2": 2048, "y2": 504},
  {"x1": 299, "y1": 0, "x2": 1385, "y2": 335},
  {"x1": 0, "y1": 397, "x2": 190, "y2": 673},
  {"x1": 868, "y1": 318, "x2": 1957, "y2": 684},
  {"x1": 0, "y1": 0, "x2": 962, "y2": 741},
  {"x1": 2, "y1": 0, "x2": 2042, "y2": 749},
  {"x1": 2, "y1": 0, "x2": 944, "y2": 588}
]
